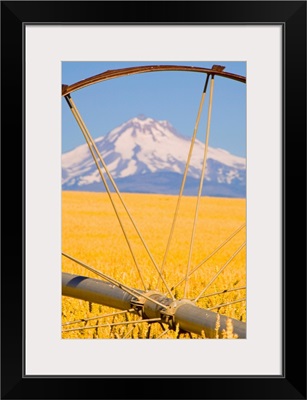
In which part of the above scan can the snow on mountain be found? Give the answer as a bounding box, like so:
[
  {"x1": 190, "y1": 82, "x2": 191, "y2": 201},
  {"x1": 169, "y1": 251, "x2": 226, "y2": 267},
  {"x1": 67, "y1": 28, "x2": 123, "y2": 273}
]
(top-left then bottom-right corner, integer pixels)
[{"x1": 62, "y1": 116, "x2": 246, "y2": 197}]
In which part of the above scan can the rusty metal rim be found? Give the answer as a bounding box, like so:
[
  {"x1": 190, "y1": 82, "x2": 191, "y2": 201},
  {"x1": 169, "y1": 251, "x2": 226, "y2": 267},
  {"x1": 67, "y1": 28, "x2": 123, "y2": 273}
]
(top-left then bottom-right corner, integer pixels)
[{"x1": 62, "y1": 64, "x2": 246, "y2": 96}]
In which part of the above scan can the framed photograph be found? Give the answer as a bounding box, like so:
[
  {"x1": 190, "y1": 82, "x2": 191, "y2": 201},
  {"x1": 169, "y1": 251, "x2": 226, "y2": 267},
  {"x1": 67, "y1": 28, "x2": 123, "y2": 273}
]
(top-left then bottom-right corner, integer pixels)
[{"x1": 1, "y1": 1, "x2": 306, "y2": 399}]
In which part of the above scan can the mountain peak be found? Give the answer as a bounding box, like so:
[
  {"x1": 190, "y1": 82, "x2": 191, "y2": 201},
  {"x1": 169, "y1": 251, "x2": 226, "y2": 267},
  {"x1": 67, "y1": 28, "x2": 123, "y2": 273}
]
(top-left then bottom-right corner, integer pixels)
[
  {"x1": 62, "y1": 117, "x2": 246, "y2": 197},
  {"x1": 124, "y1": 115, "x2": 174, "y2": 128},
  {"x1": 136, "y1": 114, "x2": 149, "y2": 121},
  {"x1": 130, "y1": 115, "x2": 154, "y2": 124}
]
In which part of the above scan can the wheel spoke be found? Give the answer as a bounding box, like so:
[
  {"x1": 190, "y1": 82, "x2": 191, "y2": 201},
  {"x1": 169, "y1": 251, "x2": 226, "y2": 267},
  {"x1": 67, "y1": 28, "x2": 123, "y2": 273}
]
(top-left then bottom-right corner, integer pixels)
[
  {"x1": 62, "y1": 309, "x2": 134, "y2": 327},
  {"x1": 194, "y1": 241, "x2": 246, "y2": 302},
  {"x1": 206, "y1": 298, "x2": 246, "y2": 311},
  {"x1": 193, "y1": 286, "x2": 246, "y2": 301},
  {"x1": 66, "y1": 94, "x2": 174, "y2": 297},
  {"x1": 62, "y1": 318, "x2": 161, "y2": 333},
  {"x1": 157, "y1": 74, "x2": 210, "y2": 288},
  {"x1": 156, "y1": 329, "x2": 171, "y2": 339},
  {"x1": 123, "y1": 326, "x2": 136, "y2": 339},
  {"x1": 184, "y1": 74, "x2": 216, "y2": 298},
  {"x1": 170, "y1": 223, "x2": 245, "y2": 292},
  {"x1": 65, "y1": 95, "x2": 147, "y2": 290}
]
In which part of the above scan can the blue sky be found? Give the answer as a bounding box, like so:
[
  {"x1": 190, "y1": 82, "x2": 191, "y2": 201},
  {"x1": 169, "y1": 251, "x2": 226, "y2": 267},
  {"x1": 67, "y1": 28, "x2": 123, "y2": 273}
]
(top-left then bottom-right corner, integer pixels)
[{"x1": 62, "y1": 61, "x2": 246, "y2": 157}]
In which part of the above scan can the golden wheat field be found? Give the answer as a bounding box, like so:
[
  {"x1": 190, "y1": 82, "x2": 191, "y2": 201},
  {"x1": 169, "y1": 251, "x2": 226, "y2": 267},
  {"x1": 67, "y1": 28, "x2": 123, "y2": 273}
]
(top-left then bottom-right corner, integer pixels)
[{"x1": 62, "y1": 190, "x2": 246, "y2": 339}]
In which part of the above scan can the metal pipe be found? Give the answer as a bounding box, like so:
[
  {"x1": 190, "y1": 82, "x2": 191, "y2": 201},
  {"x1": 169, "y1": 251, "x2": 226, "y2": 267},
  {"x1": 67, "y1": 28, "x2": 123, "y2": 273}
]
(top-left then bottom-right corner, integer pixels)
[
  {"x1": 173, "y1": 301, "x2": 246, "y2": 338},
  {"x1": 62, "y1": 272, "x2": 246, "y2": 338},
  {"x1": 62, "y1": 272, "x2": 135, "y2": 311}
]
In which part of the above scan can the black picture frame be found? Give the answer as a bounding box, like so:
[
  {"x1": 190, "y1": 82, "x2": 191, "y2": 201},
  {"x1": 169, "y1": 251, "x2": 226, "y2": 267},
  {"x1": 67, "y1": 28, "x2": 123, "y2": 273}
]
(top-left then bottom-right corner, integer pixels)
[{"x1": 1, "y1": 1, "x2": 306, "y2": 399}]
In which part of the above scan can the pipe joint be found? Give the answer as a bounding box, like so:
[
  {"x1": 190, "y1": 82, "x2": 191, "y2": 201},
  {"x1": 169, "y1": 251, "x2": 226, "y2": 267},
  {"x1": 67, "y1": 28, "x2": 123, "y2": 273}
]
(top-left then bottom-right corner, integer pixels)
[{"x1": 160, "y1": 299, "x2": 194, "y2": 330}]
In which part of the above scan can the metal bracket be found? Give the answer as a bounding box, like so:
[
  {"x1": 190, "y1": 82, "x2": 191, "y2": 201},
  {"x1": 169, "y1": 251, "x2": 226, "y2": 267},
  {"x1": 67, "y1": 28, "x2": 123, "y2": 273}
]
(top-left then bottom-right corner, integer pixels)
[
  {"x1": 130, "y1": 290, "x2": 161, "y2": 318},
  {"x1": 160, "y1": 299, "x2": 194, "y2": 330},
  {"x1": 130, "y1": 298, "x2": 145, "y2": 317}
]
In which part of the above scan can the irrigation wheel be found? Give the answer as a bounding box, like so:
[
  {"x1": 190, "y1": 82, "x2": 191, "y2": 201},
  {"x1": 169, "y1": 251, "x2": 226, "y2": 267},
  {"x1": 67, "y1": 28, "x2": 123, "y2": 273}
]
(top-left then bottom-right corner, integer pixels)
[{"x1": 61, "y1": 64, "x2": 247, "y2": 339}]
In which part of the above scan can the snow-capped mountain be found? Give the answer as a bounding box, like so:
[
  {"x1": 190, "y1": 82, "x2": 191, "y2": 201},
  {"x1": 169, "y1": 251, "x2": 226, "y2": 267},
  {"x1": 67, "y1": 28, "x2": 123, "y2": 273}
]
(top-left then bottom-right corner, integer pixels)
[{"x1": 62, "y1": 116, "x2": 246, "y2": 197}]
